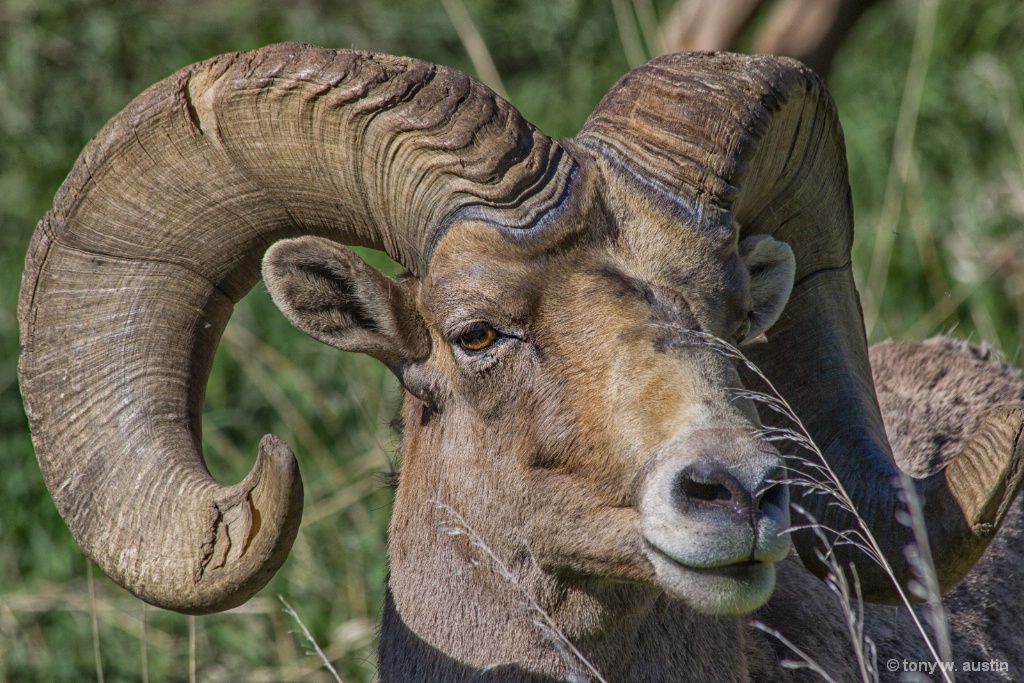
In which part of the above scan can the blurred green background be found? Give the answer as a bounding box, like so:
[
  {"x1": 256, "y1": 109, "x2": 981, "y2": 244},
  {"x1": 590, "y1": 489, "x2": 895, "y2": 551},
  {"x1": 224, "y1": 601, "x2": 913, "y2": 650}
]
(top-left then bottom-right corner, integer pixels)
[{"x1": 2, "y1": 0, "x2": 1023, "y2": 680}]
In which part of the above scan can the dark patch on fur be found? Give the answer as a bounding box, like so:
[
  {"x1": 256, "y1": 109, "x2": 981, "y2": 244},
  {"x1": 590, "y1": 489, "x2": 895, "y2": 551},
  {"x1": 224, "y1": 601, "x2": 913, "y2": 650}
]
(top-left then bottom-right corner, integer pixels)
[
  {"x1": 377, "y1": 469, "x2": 400, "y2": 490},
  {"x1": 596, "y1": 265, "x2": 702, "y2": 332},
  {"x1": 389, "y1": 414, "x2": 405, "y2": 434}
]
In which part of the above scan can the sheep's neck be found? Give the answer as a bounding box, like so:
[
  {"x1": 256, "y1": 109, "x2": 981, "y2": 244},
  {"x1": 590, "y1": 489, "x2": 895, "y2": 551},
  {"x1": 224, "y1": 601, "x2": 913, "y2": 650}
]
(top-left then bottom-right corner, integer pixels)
[
  {"x1": 379, "y1": 501, "x2": 757, "y2": 682},
  {"x1": 379, "y1": 398, "x2": 762, "y2": 680}
]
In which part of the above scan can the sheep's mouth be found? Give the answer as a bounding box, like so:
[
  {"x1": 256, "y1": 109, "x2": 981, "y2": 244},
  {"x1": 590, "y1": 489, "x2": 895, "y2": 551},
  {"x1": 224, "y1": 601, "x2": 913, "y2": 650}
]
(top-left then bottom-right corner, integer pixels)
[
  {"x1": 643, "y1": 539, "x2": 770, "y2": 573},
  {"x1": 643, "y1": 539, "x2": 779, "y2": 615}
]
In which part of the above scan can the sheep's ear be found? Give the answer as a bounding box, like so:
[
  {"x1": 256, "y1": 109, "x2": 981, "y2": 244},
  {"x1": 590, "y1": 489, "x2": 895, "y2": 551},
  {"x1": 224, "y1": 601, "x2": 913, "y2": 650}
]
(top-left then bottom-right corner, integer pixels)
[
  {"x1": 262, "y1": 236, "x2": 429, "y2": 373},
  {"x1": 738, "y1": 235, "x2": 795, "y2": 344}
]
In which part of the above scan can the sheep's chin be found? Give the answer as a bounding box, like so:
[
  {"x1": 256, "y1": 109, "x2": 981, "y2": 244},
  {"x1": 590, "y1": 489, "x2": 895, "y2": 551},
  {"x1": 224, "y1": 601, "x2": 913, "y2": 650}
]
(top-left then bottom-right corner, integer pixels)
[{"x1": 645, "y1": 543, "x2": 777, "y2": 615}]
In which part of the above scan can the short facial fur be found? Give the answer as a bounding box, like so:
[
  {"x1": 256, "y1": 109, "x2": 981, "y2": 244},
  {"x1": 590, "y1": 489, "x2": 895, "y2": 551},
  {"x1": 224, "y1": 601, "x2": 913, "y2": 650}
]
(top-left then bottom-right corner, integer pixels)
[{"x1": 263, "y1": 165, "x2": 797, "y2": 673}]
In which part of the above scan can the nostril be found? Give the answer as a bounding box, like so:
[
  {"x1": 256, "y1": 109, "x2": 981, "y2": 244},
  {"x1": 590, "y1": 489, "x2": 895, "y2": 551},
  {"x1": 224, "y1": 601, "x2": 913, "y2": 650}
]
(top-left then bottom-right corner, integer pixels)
[
  {"x1": 680, "y1": 479, "x2": 733, "y2": 504},
  {"x1": 673, "y1": 466, "x2": 751, "y2": 515}
]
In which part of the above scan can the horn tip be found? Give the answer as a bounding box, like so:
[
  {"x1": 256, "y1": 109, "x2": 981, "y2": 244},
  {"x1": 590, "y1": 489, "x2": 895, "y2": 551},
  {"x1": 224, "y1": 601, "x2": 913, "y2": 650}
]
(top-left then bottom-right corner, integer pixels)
[{"x1": 176, "y1": 434, "x2": 303, "y2": 615}]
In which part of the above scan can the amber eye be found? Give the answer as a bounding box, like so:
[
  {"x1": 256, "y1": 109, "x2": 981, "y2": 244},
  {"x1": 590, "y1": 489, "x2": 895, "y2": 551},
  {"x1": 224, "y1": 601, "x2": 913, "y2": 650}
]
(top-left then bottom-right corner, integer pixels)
[
  {"x1": 735, "y1": 317, "x2": 752, "y2": 344},
  {"x1": 457, "y1": 322, "x2": 498, "y2": 352}
]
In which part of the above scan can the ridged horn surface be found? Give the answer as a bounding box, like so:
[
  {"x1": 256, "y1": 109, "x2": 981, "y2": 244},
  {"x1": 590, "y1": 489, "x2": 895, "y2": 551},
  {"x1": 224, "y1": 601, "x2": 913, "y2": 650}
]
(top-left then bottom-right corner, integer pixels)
[
  {"x1": 19, "y1": 42, "x2": 573, "y2": 614},
  {"x1": 575, "y1": 52, "x2": 1024, "y2": 602}
]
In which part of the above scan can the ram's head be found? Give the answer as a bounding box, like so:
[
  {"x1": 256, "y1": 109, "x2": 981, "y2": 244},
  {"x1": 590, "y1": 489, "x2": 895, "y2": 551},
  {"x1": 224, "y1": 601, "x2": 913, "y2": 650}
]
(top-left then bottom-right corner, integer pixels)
[{"x1": 19, "y1": 45, "x2": 1024, "y2": 620}]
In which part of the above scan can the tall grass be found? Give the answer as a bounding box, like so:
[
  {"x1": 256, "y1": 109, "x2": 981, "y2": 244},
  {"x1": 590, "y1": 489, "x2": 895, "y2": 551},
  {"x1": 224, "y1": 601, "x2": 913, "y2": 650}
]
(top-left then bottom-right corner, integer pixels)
[{"x1": 2, "y1": 0, "x2": 1023, "y2": 680}]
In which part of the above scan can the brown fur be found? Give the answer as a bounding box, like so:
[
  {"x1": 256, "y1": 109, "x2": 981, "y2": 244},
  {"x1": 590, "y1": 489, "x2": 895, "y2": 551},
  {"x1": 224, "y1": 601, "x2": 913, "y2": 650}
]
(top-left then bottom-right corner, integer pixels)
[
  {"x1": 871, "y1": 337, "x2": 1024, "y2": 476},
  {"x1": 261, "y1": 195, "x2": 803, "y2": 680},
  {"x1": 258, "y1": 182, "x2": 1024, "y2": 681},
  {"x1": 378, "y1": 333, "x2": 1024, "y2": 681}
]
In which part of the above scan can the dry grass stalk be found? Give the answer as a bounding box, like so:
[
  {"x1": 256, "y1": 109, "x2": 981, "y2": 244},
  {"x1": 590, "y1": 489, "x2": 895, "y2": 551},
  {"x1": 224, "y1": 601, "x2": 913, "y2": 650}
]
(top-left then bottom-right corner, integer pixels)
[
  {"x1": 611, "y1": 0, "x2": 648, "y2": 67},
  {"x1": 440, "y1": 0, "x2": 508, "y2": 100},
  {"x1": 189, "y1": 615, "x2": 197, "y2": 683},
  {"x1": 280, "y1": 597, "x2": 346, "y2": 683},
  {"x1": 895, "y1": 472, "x2": 953, "y2": 669},
  {"x1": 87, "y1": 560, "x2": 105, "y2": 683},
  {"x1": 433, "y1": 501, "x2": 609, "y2": 683},
  {"x1": 862, "y1": 0, "x2": 939, "y2": 334},
  {"x1": 140, "y1": 601, "x2": 149, "y2": 683},
  {"x1": 664, "y1": 326, "x2": 955, "y2": 682}
]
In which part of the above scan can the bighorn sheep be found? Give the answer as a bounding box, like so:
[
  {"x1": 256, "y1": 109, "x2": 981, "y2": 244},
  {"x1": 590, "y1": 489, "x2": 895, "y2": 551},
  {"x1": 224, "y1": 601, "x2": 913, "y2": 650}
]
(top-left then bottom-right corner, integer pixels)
[{"x1": 19, "y1": 43, "x2": 1024, "y2": 681}]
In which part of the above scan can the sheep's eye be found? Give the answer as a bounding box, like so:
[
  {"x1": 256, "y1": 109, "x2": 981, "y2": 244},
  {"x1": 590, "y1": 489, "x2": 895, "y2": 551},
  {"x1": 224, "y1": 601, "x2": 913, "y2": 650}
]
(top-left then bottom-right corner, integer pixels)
[
  {"x1": 735, "y1": 317, "x2": 752, "y2": 344},
  {"x1": 457, "y1": 322, "x2": 498, "y2": 352}
]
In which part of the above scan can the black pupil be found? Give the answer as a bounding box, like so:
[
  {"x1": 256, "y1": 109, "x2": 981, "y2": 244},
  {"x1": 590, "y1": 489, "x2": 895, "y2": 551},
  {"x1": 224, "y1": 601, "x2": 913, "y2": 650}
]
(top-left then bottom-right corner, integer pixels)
[{"x1": 461, "y1": 324, "x2": 493, "y2": 349}]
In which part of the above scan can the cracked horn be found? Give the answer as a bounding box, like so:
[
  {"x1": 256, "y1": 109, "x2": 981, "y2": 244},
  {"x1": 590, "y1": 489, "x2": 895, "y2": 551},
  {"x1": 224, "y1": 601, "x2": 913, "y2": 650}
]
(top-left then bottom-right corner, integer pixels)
[{"x1": 18, "y1": 43, "x2": 570, "y2": 613}]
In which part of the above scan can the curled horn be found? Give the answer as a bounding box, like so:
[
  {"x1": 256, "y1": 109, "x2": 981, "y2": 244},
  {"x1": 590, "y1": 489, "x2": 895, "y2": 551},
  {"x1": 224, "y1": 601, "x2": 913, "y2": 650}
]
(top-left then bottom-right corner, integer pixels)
[
  {"x1": 575, "y1": 52, "x2": 1024, "y2": 602},
  {"x1": 19, "y1": 43, "x2": 572, "y2": 614}
]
